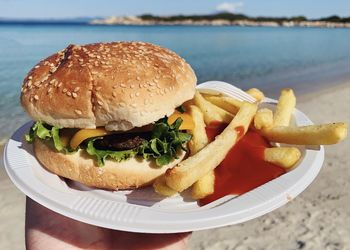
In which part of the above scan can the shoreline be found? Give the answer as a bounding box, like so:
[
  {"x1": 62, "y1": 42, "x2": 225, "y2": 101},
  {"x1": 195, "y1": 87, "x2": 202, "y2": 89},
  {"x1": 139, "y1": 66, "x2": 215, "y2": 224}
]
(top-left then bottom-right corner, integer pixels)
[
  {"x1": 90, "y1": 16, "x2": 350, "y2": 29},
  {"x1": 298, "y1": 77, "x2": 350, "y2": 102}
]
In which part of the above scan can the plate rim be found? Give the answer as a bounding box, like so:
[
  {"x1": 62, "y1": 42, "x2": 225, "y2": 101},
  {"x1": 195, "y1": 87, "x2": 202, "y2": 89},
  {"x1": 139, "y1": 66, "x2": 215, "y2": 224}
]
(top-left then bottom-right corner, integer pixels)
[{"x1": 3, "y1": 82, "x2": 325, "y2": 233}]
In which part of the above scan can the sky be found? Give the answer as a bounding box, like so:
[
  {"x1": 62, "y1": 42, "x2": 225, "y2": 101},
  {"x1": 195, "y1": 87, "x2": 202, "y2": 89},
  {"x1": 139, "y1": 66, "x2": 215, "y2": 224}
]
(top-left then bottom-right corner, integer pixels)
[{"x1": 0, "y1": 0, "x2": 349, "y2": 19}]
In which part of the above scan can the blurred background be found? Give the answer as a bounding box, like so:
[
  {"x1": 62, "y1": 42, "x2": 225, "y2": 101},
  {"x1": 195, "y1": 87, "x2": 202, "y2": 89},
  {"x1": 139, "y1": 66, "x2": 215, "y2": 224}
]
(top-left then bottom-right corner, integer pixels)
[{"x1": 1, "y1": 1, "x2": 349, "y2": 249}]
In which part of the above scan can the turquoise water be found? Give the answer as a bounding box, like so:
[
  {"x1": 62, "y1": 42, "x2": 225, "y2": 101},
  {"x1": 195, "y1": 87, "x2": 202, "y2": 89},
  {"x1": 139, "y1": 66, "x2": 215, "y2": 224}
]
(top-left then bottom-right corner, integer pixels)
[{"x1": 1, "y1": 25, "x2": 350, "y2": 139}]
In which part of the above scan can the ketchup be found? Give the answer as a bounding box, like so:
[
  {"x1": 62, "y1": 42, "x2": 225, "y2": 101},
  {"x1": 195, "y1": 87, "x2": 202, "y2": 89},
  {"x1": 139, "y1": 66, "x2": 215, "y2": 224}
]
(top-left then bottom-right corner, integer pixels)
[{"x1": 200, "y1": 122, "x2": 286, "y2": 206}]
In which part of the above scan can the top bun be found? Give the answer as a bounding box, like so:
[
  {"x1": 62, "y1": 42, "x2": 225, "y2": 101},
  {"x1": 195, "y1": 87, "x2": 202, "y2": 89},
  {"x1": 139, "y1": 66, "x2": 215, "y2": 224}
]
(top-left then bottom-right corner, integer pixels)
[{"x1": 21, "y1": 41, "x2": 197, "y2": 131}]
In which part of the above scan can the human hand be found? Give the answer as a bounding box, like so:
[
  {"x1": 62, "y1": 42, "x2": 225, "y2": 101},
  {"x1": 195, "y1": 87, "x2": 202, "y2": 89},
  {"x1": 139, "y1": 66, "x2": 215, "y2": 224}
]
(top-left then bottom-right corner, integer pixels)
[{"x1": 25, "y1": 197, "x2": 190, "y2": 250}]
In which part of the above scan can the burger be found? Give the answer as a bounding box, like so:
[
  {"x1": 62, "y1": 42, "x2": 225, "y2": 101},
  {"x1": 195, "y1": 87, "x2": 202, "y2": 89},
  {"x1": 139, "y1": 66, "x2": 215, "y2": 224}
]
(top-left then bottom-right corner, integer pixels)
[{"x1": 21, "y1": 41, "x2": 197, "y2": 190}]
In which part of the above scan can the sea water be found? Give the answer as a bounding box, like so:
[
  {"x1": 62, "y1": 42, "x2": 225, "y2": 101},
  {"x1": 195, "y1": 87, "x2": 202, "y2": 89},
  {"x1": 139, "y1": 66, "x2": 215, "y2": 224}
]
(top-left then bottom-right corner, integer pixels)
[{"x1": 1, "y1": 24, "x2": 350, "y2": 139}]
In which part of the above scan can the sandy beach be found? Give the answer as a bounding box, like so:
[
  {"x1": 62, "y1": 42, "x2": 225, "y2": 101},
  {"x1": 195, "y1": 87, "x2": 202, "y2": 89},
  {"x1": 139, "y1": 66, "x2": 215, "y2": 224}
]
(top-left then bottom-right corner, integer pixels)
[{"x1": 1, "y1": 81, "x2": 349, "y2": 250}]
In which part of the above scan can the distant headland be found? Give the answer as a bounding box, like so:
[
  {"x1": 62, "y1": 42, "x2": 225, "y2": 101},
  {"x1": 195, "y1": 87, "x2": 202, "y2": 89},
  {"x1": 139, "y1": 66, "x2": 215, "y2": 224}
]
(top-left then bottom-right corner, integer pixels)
[
  {"x1": 90, "y1": 13, "x2": 350, "y2": 28},
  {"x1": 1, "y1": 13, "x2": 350, "y2": 28}
]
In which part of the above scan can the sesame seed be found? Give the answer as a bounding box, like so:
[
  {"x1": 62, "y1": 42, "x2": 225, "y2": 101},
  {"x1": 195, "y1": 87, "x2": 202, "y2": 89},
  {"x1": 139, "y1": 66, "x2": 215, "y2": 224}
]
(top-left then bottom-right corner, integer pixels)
[
  {"x1": 72, "y1": 92, "x2": 78, "y2": 98},
  {"x1": 113, "y1": 85, "x2": 118, "y2": 89},
  {"x1": 96, "y1": 86, "x2": 102, "y2": 91},
  {"x1": 62, "y1": 88, "x2": 67, "y2": 93},
  {"x1": 112, "y1": 92, "x2": 117, "y2": 97},
  {"x1": 131, "y1": 103, "x2": 137, "y2": 108},
  {"x1": 34, "y1": 95, "x2": 39, "y2": 101},
  {"x1": 74, "y1": 87, "x2": 80, "y2": 92},
  {"x1": 58, "y1": 82, "x2": 62, "y2": 88},
  {"x1": 136, "y1": 76, "x2": 141, "y2": 81},
  {"x1": 28, "y1": 76, "x2": 33, "y2": 80},
  {"x1": 66, "y1": 91, "x2": 72, "y2": 97},
  {"x1": 130, "y1": 84, "x2": 135, "y2": 89},
  {"x1": 34, "y1": 65, "x2": 40, "y2": 69},
  {"x1": 130, "y1": 93, "x2": 134, "y2": 98},
  {"x1": 120, "y1": 83, "x2": 126, "y2": 88},
  {"x1": 119, "y1": 102, "x2": 126, "y2": 107},
  {"x1": 74, "y1": 109, "x2": 82, "y2": 115},
  {"x1": 97, "y1": 100, "x2": 103, "y2": 106},
  {"x1": 135, "y1": 92, "x2": 140, "y2": 97},
  {"x1": 27, "y1": 81, "x2": 32, "y2": 87}
]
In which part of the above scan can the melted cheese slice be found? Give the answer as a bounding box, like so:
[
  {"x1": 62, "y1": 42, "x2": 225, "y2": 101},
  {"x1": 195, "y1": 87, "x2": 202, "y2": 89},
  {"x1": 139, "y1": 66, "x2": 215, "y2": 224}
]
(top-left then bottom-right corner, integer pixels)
[
  {"x1": 168, "y1": 111, "x2": 194, "y2": 130},
  {"x1": 70, "y1": 128, "x2": 111, "y2": 149}
]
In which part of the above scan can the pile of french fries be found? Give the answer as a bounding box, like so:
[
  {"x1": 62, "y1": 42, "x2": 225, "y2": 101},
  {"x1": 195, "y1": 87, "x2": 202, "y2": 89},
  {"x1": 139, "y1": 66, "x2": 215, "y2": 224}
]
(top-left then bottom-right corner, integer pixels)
[{"x1": 153, "y1": 87, "x2": 348, "y2": 200}]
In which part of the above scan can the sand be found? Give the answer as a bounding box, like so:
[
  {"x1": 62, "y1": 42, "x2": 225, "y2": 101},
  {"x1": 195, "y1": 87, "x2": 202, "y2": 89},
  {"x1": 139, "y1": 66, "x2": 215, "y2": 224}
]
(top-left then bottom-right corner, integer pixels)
[{"x1": 1, "y1": 82, "x2": 349, "y2": 250}]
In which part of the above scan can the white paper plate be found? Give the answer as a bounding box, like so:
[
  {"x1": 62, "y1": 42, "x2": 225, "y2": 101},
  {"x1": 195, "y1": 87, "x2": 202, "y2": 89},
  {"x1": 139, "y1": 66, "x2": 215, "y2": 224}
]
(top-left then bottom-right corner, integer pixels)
[{"x1": 3, "y1": 81, "x2": 324, "y2": 233}]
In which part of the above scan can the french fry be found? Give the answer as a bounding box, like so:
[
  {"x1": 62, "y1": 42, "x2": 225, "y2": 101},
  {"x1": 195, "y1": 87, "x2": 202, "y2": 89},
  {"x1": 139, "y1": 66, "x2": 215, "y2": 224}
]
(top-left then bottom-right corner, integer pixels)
[
  {"x1": 264, "y1": 147, "x2": 301, "y2": 169},
  {"x1": 192, "y1": 171, "x2": 215, "y2": 199},
  {"x1": 254, "y1": 108, "x2": 273, "y2": 130},
  {"x1": 188, "y1": 105, "x2": 214, "y2": 199},
  {"x1": 273, "y1": 88, "x2": 296, "y2": 127},
  {"x1": 261, "y1": 122, "x2": 347, "y2": 145},
  {"x1": 246, "y1": 88, "x2": 265, "y2": 102},
  {"x1": 153, "y1": 175, "x2": 177, "y2": 197},
  {"x1": 194, "y1": 91, "x2": 233, "y2": 125},
  {"x1": 165, "y1": 102, "x2": 257, "y2": 192},
  {"x1": 188, "y1": 105, "x2": 209, "y2": 155},
  {"x1": 200, "y1": 91, "x2": 222, "y2": 99},
  {"x1": 205, "y1": 96, "x2": 243, "y2": 114}
]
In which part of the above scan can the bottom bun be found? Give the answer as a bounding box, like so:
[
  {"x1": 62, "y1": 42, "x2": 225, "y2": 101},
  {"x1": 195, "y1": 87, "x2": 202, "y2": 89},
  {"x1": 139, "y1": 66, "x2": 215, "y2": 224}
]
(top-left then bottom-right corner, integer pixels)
[{"x1": 33, "y1": 139, "x2": 186, "y2": 190}]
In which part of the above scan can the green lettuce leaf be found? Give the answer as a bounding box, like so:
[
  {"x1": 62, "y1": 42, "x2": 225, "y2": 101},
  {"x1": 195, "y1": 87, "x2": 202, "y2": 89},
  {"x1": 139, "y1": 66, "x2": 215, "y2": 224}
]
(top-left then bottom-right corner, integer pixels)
[
  {"x1": 176, "y1": 105, "x2": 186, "y2": 113},
  {"x1": 25, "y1": 121, "x2": 76, "y2": 153},
  {"x1": 136, "y1": 117, "x2": 192, "y2": 167}
]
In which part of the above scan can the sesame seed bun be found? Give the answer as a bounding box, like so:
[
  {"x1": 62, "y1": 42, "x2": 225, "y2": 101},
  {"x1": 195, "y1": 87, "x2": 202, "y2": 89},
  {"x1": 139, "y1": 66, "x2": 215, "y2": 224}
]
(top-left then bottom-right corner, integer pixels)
[
  {"x1": 21, "y1": 41, "x2": 197, "y2": 130},
  {"x1": 33, "y1": 138, "x2": 186, "y2": 190}
]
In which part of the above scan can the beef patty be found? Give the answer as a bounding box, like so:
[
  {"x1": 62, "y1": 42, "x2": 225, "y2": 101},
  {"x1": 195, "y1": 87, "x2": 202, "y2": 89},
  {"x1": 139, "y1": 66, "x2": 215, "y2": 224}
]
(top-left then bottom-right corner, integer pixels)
[{"x1": 93, "y1": 132, "x2": 151, "y2": 151}]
